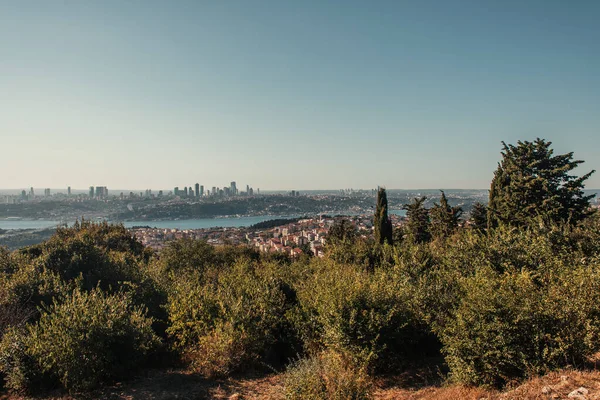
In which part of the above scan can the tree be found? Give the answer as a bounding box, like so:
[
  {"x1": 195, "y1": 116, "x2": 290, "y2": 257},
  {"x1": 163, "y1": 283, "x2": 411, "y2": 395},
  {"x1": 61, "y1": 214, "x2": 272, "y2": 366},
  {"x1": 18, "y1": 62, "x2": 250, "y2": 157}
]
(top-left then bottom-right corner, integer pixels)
[
  {"x1": 488, "y1": 139, "x2": 595, "y2": 227},
  {"x1": 469, "y1": 202, "x2": 488, "y2": 232},
  {"x1": 327, "y1": 219, "x2": 357, "y2": 245},
  {"x1": 403, "y1": 197, "x2": 431, "y2": 244},
  {"x1": 430, "y1": 191, "x2": 462, "y2": 240},
  {"x1": 374, "y1": 188, "x2": 393, "y2": 245}
]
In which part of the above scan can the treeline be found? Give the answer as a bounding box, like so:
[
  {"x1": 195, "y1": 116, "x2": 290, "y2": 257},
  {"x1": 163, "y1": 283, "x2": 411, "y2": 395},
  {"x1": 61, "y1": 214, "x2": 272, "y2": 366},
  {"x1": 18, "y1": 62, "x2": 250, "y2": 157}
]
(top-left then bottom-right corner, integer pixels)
[
  {"x1": 0, "y1": 139, "x2": 599, "y2": 399},
  {"x1": 249, "y1": 217, "x2": 305, "y2": 230}
]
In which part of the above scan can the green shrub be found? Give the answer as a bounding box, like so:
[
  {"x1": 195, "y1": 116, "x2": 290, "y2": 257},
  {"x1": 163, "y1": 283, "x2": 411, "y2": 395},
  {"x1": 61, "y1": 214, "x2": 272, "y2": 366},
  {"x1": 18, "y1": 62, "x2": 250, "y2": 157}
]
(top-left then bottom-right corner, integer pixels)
[
  {"x1": 283, "y1": 350, "x2": 372, "y2": 400},
  {"x1": 439, "y1": 265, "x2": 600, "y2": 387},
  {"x1": 293, "y1": 260, "x2": 423, "y2": 371},
  {"x1": 0, "y1": 288, "x2": 160, "y2": 393},
  {"x1": 166, "y1": 260, "x2": 294, "y2": 376}
]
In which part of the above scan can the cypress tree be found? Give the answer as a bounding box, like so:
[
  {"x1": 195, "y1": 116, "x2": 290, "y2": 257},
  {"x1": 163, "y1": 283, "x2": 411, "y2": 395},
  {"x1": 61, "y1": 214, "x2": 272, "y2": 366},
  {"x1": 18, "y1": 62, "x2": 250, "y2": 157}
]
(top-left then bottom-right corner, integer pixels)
[
  {"x1": 488, "y1": 138, "x2": 595, "y2": 227},
  {"x1": 374, "y1": 188, "x2": 393, "y2": 245},
  {"x1": 430, "y1": 190, "x2": 462, "y2": 240},
  {"x1": 469, "y1": 202, "x2": 488, "y2": 232},
  {"x1": 403, "y1": 196, "x2": 431, "y2": 244}
]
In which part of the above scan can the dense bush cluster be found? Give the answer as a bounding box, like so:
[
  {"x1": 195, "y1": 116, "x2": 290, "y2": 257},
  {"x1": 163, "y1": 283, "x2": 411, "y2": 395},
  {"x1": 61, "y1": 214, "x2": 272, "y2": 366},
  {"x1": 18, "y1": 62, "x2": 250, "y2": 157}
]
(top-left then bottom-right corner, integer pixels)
[{"x1": 1, "y1": 143, "x2": 599, "y2": 400}]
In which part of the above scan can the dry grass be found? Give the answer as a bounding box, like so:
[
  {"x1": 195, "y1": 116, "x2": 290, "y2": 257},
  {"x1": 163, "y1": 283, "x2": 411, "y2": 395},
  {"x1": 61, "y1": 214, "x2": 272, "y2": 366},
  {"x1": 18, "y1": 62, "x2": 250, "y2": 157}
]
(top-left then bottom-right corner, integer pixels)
[{"x1": 2, "y1": 367, "x2": 600, "y2": 399}]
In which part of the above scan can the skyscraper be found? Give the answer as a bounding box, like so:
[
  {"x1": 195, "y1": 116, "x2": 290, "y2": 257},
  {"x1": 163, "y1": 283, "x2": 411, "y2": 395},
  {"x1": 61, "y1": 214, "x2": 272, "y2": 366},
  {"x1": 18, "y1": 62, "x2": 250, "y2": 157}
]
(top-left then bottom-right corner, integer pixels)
[
  {"x1": 174, "y1": 187, "x2": 179, "y2": 196},
  {"x1": 200, "y1": 185, "x2": 204, "y2": 197},
  {"x1": 89, "y1": 186, "x2": 94, "y2": 198},
  {"x1": 230, "y1": 181, "x2": 237, "y2": 196},
  {"x1": 184, "y1": 187, "x2": 188, "y2": 197},
  {"x1": 67, "y1": 186, "x2": 71, "y2": 196},
  {"x1": 29, "y1": 187, "x2": 34, "y2": 197},
  {"x1": 195, "y1": 183, "x2": 200, "y2": 198}
]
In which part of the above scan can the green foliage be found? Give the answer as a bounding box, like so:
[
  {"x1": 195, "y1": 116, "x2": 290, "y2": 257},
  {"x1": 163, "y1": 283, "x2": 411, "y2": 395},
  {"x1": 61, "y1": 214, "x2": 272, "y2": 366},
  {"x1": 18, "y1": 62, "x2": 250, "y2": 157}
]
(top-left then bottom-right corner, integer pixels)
[
  {"x1": 166, "y1": 261, "x2": 295, "y2": 376},
  {"x1": 488, "y1": 138, "x2": 596, "y2": 228},
  {"x1": 373, "y1": 188, "x2": 393, "y2": 245},
  {"x1": 283, "y1": 351, "x2": 372, "y2": 400},
  {"x1": 439, "y1": 265, "x2": 600, "y2": 387},
  {"x1": 0, "y1": 288, "x2": 160, "y2": 393},
  {"x1": 327, "y1": 219, "x2": 357, "y2": 245},
  {"x1": 429, "y1": 191, "x2": 462, "y2": 240},
  {"x1": 293, "y1": 260, "x2": 421, "y2": 371},
  {"x1": 469, "y1": 202, "x2": 488, "y2": 231},
  {"x1": 403, "y1": 197, "x2": 431, "y2": 244}
]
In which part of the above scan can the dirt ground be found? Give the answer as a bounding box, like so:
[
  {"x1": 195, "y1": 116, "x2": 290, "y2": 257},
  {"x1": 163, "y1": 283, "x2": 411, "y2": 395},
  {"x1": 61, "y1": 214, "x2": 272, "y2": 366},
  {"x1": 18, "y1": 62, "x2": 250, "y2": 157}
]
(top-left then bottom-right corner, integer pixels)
[{"x1": 2, "y1": 368, "x2": 600, "y2": 399}]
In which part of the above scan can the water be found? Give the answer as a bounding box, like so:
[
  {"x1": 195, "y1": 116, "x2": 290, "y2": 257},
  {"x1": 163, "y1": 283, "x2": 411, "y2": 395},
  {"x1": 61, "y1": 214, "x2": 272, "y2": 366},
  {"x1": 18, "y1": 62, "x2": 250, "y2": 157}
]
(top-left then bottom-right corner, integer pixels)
[
  {"x1": 0, "y1": 215, "x2": 295, "y2": 230},
  {"x1": 0, "y1": 220, "x2": 63, "y2": 230},
  {"x1": 0, "y1": 210, "x2": 407, "y2": 231}
]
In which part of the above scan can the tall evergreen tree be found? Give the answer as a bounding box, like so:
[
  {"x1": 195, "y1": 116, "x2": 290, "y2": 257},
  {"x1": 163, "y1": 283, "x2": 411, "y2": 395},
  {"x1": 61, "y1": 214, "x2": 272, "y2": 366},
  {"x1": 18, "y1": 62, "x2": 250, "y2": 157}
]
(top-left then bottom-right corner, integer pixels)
[
  {"x1": 488, "y1": 138, "x2": 595, "y2": 227},
  {"x1": 374, "y1": 188, "x2": 393, "y2": 245},
  {"x1": 403, "y1": 196, "x2": 431, "y2": 244},
  {"x1": 469, "y1": 202, "x2": 488, "y2": 232},
  {"x1": 430, "y1": 191, "x2": 462, "y2": 240}
]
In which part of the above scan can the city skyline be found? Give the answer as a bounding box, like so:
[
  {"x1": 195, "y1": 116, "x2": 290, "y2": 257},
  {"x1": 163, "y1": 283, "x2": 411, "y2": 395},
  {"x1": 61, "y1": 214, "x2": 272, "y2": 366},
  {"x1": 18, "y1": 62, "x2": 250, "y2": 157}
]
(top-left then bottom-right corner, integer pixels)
[{"x1": 1, "y1": 1, "x2": 599, "y2": 189}]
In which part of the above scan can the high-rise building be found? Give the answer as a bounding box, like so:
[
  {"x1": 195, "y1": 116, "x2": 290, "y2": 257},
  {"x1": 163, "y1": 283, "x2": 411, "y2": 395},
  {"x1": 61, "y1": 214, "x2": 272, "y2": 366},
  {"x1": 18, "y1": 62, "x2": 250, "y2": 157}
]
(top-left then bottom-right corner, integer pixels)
[
  {"x1": 95, "y1": 186, "x2": 108, "y2": 199},
  {"x1": 21, "y1": 190, "x2": 27, "y2": 200},
  {"x1": 230, "y1": 181, "x2": 237, "y2": 196},
  {"x1": 212, "y1": 187, "x2": 217, "y2": 196},
  {"x1": 29, "y1": 187, "x2": 34, "y2": 197},
  {"x1": 184, "y1": 187, "x2": 188, "y2": 197},
  {"x1": 67, "y1": 186, "x2": 71, "y2": 196},
  {"x1": 44, "y1": 188, "x2": 51, "y2": 197},
  {"x1": 174, "y1": 187, "x2": 179, "y2": 196},
  {"x1": 195, "y1": 183, "x2": 200, "y2": 198},
  {"x1": 200, "y1": 185, "x2": 204, "y2": 197},
  {"x1": 89, "y1": 186, "x2": 94, "y2": 198}
]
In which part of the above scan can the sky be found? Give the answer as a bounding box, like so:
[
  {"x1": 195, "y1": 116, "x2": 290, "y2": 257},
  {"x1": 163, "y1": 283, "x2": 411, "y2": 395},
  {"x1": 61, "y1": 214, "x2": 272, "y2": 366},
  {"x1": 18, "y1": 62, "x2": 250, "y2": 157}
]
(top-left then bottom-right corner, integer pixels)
[{"x1": 1, "y1": 0, "x2": 599, "y2": 191}]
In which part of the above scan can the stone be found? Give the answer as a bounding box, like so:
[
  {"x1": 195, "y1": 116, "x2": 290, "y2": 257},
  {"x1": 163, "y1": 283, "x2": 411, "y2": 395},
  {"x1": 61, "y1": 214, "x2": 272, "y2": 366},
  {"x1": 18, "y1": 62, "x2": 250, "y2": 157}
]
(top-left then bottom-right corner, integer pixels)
[{"x1": 568, "y1": 387, "x2": 590, "y2": 399}]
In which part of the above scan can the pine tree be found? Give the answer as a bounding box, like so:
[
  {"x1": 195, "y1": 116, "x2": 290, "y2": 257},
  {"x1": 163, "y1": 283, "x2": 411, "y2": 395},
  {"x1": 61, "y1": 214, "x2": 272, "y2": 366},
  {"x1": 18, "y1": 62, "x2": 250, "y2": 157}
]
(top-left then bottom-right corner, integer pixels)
[
  {"x1": 469, "y1": 202, "x2": 488, "y2": 232},
  {"x1": 430, "y1": 191, "x2": 462, "y2": 240},
  {"x1": 488, "y1": 138, "x2": 595, "y2": 227},
  {"x1": 374, "y1": 188, "x2": 393, "y2": 245},
  {"x1": 403, "y1": 196, "x2": 431, "y2": 243}
]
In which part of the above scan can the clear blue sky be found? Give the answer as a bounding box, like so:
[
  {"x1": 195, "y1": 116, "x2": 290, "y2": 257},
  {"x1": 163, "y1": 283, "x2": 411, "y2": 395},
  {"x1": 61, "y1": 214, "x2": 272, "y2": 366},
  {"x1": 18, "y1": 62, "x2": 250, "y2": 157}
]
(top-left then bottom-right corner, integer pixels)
[{"x1": 1, "y1": 0, "x2": 598, "y2": 190}]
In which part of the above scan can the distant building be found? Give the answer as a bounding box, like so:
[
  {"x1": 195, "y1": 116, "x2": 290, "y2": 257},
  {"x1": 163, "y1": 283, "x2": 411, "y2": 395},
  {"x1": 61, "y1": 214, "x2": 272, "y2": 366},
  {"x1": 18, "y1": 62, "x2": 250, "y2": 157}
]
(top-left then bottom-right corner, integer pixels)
[
  {"x1": 30, "y1": 187, "x2": 34, "y2": 197},
  {"x1": 44, "y1": 188, "x2": 51, "y2": 197},
  {"x1": 89, "y1": 186, "x2": 94, "y2": 198},
  {"x1": 95, "y1": 186, "x2": 108, "y2": 199},
  {"x1": 195, "y1": 183, "x2": 200, "y2": 198},
  {"x1": 200, "y1": 185, "x2": 204, "y2": 197},
  {"x1": 230, "y1": 181, "x2": 237, "y2": 196},
  {"x1": 184, "y1": 187, "x2": 188, "y2": 197},
  {"x1": 67, "y1": 186, "x2": 71, "y2": 196},
  {"x1": 174, "y1": 187, "x2": 179, "y2": 196}
]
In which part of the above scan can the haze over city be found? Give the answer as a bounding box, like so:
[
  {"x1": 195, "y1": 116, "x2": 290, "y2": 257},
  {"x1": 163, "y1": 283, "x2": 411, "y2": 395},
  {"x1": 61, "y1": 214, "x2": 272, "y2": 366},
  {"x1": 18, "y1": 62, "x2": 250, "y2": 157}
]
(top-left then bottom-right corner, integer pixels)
[{"x1": 1, "y1": 1, "x2": 599, "y2": 190}]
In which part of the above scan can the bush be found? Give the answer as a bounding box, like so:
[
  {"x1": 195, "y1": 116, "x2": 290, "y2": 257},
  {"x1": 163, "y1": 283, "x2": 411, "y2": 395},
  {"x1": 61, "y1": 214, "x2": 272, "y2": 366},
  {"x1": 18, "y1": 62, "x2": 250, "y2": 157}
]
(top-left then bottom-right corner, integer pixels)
[
  {"x1": 293, "y1": 260, "x2": 424, "y2": 371},
  {"x1": 0, "y1": 288, "x2": 160, "y2": 393},
  {"x1": 166, "y1": 260, "x2": 295, "y2": 376},
  {"x1": 439, "y1": 265, "x2": 600, "y2": 387},
  {"x1": 283, "y1": 350, "x2": 372, "y2": 400}
]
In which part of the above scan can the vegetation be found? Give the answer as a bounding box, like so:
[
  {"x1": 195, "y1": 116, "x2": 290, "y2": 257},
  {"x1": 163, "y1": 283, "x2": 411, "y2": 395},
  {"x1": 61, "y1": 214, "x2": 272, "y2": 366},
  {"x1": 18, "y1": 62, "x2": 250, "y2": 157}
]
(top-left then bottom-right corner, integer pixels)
[
  {"x1": 0, "y1": 139, "x2": 598, "y2": 398},
  {"x1": 488, "y1": 138, "x2": 595, "y2": 228},
  {"x1": 373, "y1": 188, "x2": 393, "y2": 245}
]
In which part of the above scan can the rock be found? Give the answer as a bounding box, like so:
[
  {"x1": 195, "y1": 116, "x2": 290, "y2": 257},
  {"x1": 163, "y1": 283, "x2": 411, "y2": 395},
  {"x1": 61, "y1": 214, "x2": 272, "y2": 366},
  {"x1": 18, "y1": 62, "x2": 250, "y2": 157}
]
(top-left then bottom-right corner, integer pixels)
[
  {"x1": 568, "y1": 387, "x2": 590, "y2": 399},
  {"x1": 542, "y1": 386, "x2": 553, "y2": 394}
]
